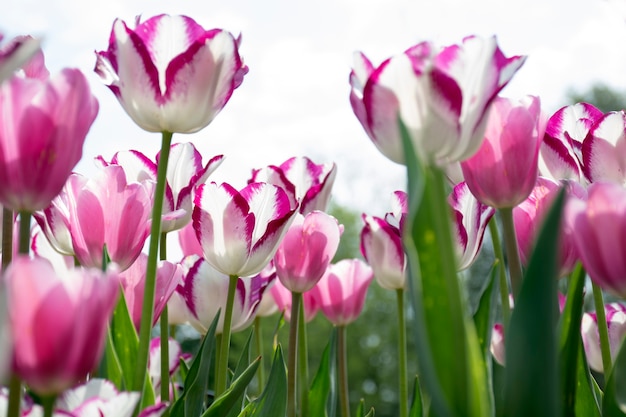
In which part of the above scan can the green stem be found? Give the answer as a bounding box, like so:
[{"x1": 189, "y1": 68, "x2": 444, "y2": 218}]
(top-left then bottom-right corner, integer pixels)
[
  {"x1": 298, "y1": 298, "x2": 310, "y2": 417},
  {"x1": 41, "y1": 395, "x2": 56, "y2": 417},
  {"x1": 216, "y1": 274, "x2": 239, "y2": 396},
  {"x1": 592, "y1": 281, "x2": 613, "y2": 374},
  {"x1": 338, "y1": 325, "x2": 350, "y2": 417},
  {"x1": 254, "y1": 316, "x2": 265, "y2": 394},
  {"x1": 134, "y1": 130, "x2": 173, "y2": 393},
  {"x1": 7, "y1": 211, "x2": 31, "y2": 417},
  {"x1": 287, "y1": 291, "x2": 302, "y2": 417},
  {"x1": 499, "y1": 207, "x2": 523, "y2": 300},
  {"x1": 396, "y1": 289, "x2": 408, "y2": 417},
  {"x1": 159, "y1": 233, "x2": 170, "y2": 403},
  {"x1": 2, "y1": 208, "x2": 13, "y2": 270},
  {"x1": 488, "y1": 216, "x2": 511, "y2": 329}
]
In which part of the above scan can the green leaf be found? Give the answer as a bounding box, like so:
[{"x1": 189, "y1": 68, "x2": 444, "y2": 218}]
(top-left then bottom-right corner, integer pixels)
[
  {"x1": 170, "y1": 313, "x2": 219, "y2": 417},
  {"x1": 603, "y1": 337, "x2": 626, "y2": 416},
  {"x1": 354, "y1": 399, "x2": 375, "y2": 417},
  {"x1": 203, "y1": 358, "x2": 261, "y2": 417},
  {"x1": 575, "y1": 342, "x2": 602, "y2": 417},
  {"x1": 309, "y1": 329, "x2": 337, "y2": 417},
  {"x1": 400, "y1": 118, "x2": 488, "y2": 417},
  {"x1": 557, "y1": 263, "x2": 600, "y2": 417},
  {"x1": 502, "y1": 189, "x2": 565, "y2": 417},
  {"x1": 110, "y1": 290, "x2": 140, "y2": 389},
  {"x1": 243, "y1": 345, "x2": 287, "y2": 417},
  {"x1": 409, "y1": 376, "x2": 423, "y2": 417}
]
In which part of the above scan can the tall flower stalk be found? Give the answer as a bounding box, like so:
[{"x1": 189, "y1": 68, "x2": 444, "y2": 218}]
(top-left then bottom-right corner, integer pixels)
[
  {"x1": 215, "y1": 274, "x2": 239, "y2": 396},
  {"x1": 134, "y1": 131, "x2": 173, "y2": 394}
]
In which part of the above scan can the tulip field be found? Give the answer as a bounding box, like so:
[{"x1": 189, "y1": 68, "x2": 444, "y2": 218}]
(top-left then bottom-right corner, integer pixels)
[{"x1": 2, "y1": 10, "x2": 626, "y2": 417}]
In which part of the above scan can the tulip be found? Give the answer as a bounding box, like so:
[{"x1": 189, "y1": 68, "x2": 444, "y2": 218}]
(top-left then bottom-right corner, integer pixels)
[
  {"x1": 251, "y1": 262, "x2": 279, "y2": 317},
  {"x1": 5, "y1": 257, "x2": 119, "y2": 395},
  {"x1": 251, "y1": 156, "x2": 337, "y2": 214},
  {"x1": 581, "y1": 111, "x2": 626, "y2": 184},
  {"x1": 119, "y1": 253, "x2": 183, "y2": 330},
  {"x1": 97, "y1": 143, "x2": 223, "y2": 232},
  {"x1": 449, "y1": 181, "x2": 495, "y2": 270},
  {"x1": 460, "y1": 96, "x2": 545, "y2": 208},
  {"x1": 274, "y1": 211, "x2": 342, "y2": 293},
  {"x1": 178, "y1": 221, "x2": 203, "y2": 258},
  {"x1": 179, "y1": 255, "x2": 273, "y2": 334},
  {"x1": 360, "y1": 213, "x2": 405, "y2": 290},
  {"x1": 95, "y1": 14, "x2": 248, "y2": 133},
  {"x1": 35, "y1": 165, "x2": 153, "y2": 271},
  {"x1": 568, "y1": 182, "x2": 626, "y2": 297},
  {"x1": 490, "y1": 323, "x2": 506, "y2": 366},
  {"x1": 0, "y1": 59, "x2": 98, "y2": 212},
  {"x1": 540, "y1": 102, "x2": 603, "y2": 182},
  {"x1": 350, "y1": 36, "x2": 526, "y2": 165},
  {"x1": 513, "y1": 177, "x2": 584, "y2": 277},
  {"x1": 310, "y1": 259, "x2": 374, "y2": 326},
  {"x1": 56, "y1": 378, "x2": 167, "y2": 417},
  {"x1": 0, "y1": 35, "x2": 41, "y2": 83},
  {"x1": 192, "y1": 182, "x2": 297, "y2": 277},
  {"x1": 148, "y1": 337, "x2": 186, "y2": 396},
  {"x1": 581, "y1": 303, "x2": 626, "y2": 373}
]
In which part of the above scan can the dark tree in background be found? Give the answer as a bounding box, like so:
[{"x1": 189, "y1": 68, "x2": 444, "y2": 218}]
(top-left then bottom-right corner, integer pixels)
[{"x1": 567, "y1": 82, "x2": 626, "y2": 112}]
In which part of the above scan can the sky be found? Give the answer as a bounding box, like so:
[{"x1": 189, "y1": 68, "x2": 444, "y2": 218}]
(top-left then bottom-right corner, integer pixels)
[{"x1": 3, "y1": 0, "x2": 626, "y2": 215}]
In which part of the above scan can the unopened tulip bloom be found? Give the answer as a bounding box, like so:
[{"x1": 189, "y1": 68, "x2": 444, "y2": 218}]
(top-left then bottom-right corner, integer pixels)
[
  {"x1": 0, "y1": 35, "x2": 41, "y2": 83},
  {"x1": 5, "y1": 257, "x2": 119, "y2": 395},
  {"x1": 514, "y1": 177, "x2": 584, "y2": 276},
  {"x1": 350, "y1": 36, "x2": 525, "y2": 165},
  {"x1": 35, "y1": 165, "x2": 153, "y2": 270},
  {"x1": 0, "y1": 58, "x2": 98, "y2": 212},
  {"x1": 360, "y1": 212, "x2": 405, "y2": 290},
  {"x1": 180, "y1": 255, "x2": 273, "y2": 334},
  {"x1": 274, "y1": 211, "x2": 342, "y2": 293},
  {"x1": 449, "y1": 182, "x2": 495, "y2": 270},
  {"x1": 460, "y1": 95, "x2": 545, "y2": 208},
  {"x1": 97, "y1": 143, "x2": 223, "y2": 232},
  {"x1": 490, "y1": 323, "x2": 506, "y2": 366},
  {"x1": 193, "y1": 182, "x2": 297, "y2": 277},
  {"x1": 581, "y1": 111, "x2": 626, "y2": 184},
  {"x1": 148, "y1": 337, "x2": 187, "y2": 396},
  {"x1": 568, "y1": 182, "x2": 626, "y2": 297},
  {"x1": 540, "y1": 102, "x2": 603, "y2": 182},
  {"x1": 311, "y1": 259, "x2": 374, "y2": 326},
  {"x1": 582, "y1": 303, "x2": 626, "y2": 373},
  {"x1": 251, "y1": 156, "x2": 337, "y2": 214},
  {"x1": 119, "y1": 253, "x2": 183, "y2": 330},
  {"x1": 95, "y1": 14, "x2": 247, "y2": 133}
]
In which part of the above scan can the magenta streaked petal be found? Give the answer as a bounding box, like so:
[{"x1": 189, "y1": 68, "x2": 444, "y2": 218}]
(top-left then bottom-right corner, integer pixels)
[
  {"x1": 360, "y1": 214, "x2": 405, "y2": 290},
  {"x1": 582, "y1": 111, "x2": 626, "y2": 184}
]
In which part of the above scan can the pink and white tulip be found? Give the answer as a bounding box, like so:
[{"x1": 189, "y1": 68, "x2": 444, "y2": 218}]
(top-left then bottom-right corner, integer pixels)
[
  {"x1": 582, "y1": 303, "x2": 626, "y2": 373},
  {"x1": 179, "y1": 255, "x2": 273, "y2": 334},
  {"x1": 449, "y1": 182, "x2": 495, "y2": 270},
  {"x1": 5, "y1": 257, "x2": 119, "y2": 395},
  {"x1": 251, "y1": 156, "x2": 337, "y2": 214},
  {"x1": 269, "y1": 279, "x2": 319, "y2": 322},
  {"x1": 119, "y1": 253, "x2": 183, "y2": 330},
  {"x1": 350, "y1": 36, "x2": 526, "y2": 165},
  {"x1": 35, "y1": 165, "x2": 153, "y2": 271},
  {"x1": 540, "y1": 102, "x2": 603, "y2": 182},
  {"x1": 148, "y1": 337, "x2": 187, "y2": 396},
  {"x1": 360, "y1": 212, "x2": 405, "y2": 290},
  {"x1": 98, "y1": 143, "x2": 224, "y2": 232},
  {"x1": 460, "y1": 95, "x2": 545, "y2": 208},
  {"x1": 95, "y1": 14, "x2": 247, "y2": 133},
  {"x1": 568, "y1": 182, "x2": 626, "y2": 297},
  {"x1": 193, "y1": 182, "x2": 298, "y2": 277},
  {"x1": 311, "y1": 259, "x2": 374, "y2": 326},
  {"x1": 582, "y1": 111, "x2": 626, "y2": 185},
  {"x1": 0, "y1": 57, "x2": 98, "y2": 212},
  {"x1": 274, "y1": 211, "x2": 342, "y2": 293}
]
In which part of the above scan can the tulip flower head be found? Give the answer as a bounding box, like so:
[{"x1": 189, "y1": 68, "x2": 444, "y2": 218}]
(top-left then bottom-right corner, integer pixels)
[
  {"x1": 360, "y1": 212, "x2": 405, "y2": 290},
  {"x1": 0, "y1": 35, "x2": 41, "y2": 83},
  {"x1": 350, "y1": 36, "x2": 526, "y2": 166},
  {"x1": 96, "y1": 14, "x2": 248, "y2": 133},
  {"x1": 269, "y1": 279, "x2": 319, "y2": 322},
  {"x1": 193, "y1": 182, "x2": 298, "y2": 277},
  {"x1": 311, "y1": 259, "x2": 374, "y2": 326},
  {"x1": 460, "y1": 95, "x2": 546, "y2": 209},
  {"x1": 0, "y1": 55, "x2": 98, "y2": 212},
  {"x1": 5, "y1": 257, "x2": 119, "y2": 395},
  {"x1": 582, "y1": 303, "x2": 626, "y2": 373},
  {"x1": 251, "y1": 156, "x2": 337, "y2": 214},
  {"x1": 274, "y1": 211, "x2": 342, "y2": 293},
  {"x1": 582, "y1": 111, "x2": 626, "y2": 185}
]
